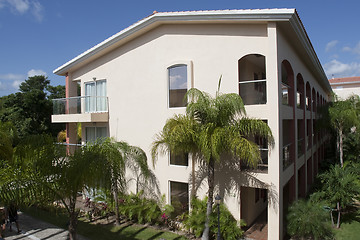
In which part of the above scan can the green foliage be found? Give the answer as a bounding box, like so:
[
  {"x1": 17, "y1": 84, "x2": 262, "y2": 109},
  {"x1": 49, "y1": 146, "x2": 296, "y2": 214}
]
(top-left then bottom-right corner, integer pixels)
[
  {"x1": 118, "y1": 191, "x2": 162, "y2": 224},
  {"x1": 183, "y1": 197, "x2": 244, "y2": 240},
  {"x1": 287, "y1": 199, "x2": 333, "y2": 240},
  {"x1": 152, "y1": 83, "x2": 273, "y2": 238},
  {"x1": 0, "y1": 75, "x2": 65, "y2": 140},
  {"x1": 319, "y1": 164, "x2": 360, "y2": 209}
]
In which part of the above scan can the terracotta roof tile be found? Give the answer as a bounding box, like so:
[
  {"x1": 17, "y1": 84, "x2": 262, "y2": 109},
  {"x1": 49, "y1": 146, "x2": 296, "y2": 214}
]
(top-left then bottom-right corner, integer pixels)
[{"x1": 329, "y1": 77, "x2": 360, "y2": 84}]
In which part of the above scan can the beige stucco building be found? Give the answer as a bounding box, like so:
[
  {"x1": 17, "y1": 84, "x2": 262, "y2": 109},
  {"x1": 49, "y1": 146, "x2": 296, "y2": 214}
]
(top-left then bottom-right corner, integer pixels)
[
  {"x1": 52, "y1": 9, "x2": 332, "y2": 239},
  {"x1": 329, "y1": 76, "x2": 360, "y2": 100}
]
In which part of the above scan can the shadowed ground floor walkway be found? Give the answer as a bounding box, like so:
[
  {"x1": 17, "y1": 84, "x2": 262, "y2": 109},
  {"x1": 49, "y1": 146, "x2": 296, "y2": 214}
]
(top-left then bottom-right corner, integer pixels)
[{"x1": 243, "y1": 210, "x2": 268, "y2": 240}]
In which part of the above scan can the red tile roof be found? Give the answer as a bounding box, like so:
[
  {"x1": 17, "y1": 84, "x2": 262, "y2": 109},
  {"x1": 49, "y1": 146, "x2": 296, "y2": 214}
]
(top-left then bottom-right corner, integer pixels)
[{"x1": 329, "y1": 77, "x2": 360, "y2": 85}]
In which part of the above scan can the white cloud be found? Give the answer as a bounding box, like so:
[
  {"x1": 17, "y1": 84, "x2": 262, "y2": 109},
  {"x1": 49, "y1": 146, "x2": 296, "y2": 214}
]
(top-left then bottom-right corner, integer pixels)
[
  {"x1": 323, "y1": 59, "x2": 360, "y2": 78},
  {"x1": 1, "y1": 0, "x2": 43, "y2": 22},
  {"x1": 27, "y1": 69, "x2": 46, "y2": 77},
  {"x1": 7, "y1": 0, "x2": 30, "y2": 14},
  {"x1": 342, "y1": 41, "x2": 360, "y2": 56},
  {"x1": 31, "y1": 0, "x2": 43, "y2": 22},
  {"x1": 0, "y1": 73, "x2": 25, "y2": 93},
  {"x1": 325, "y1": 40, "x2": 338, "y2": 52}
]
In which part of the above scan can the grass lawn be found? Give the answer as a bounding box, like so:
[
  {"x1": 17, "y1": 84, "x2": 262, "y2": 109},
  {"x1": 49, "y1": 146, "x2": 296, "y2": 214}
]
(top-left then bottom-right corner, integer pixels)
[
  {"x1": 22, "y1": 207, "x2": 189, "y2": 240},
  {"x1": 333, "y1": 206, "x2": 360, "y2": 240}
]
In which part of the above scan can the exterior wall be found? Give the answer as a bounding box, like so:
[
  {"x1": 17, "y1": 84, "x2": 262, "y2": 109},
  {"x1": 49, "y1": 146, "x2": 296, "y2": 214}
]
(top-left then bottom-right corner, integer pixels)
[
  {"x1": 60, "y1": 21, "x2": 331, "y2": 240},
  {"x1": 332, "y1": 84, "x2": 360, "y2": 100}
]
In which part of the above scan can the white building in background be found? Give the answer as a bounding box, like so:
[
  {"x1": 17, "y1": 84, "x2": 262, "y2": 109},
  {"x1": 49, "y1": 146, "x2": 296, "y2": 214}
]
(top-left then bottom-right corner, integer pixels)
[
  {"x1": 329, "y1": 76, "x2": 360, "y2": 100},
  {"x1": 51, "y1": 9, "x2": 332, "y2": 239}
]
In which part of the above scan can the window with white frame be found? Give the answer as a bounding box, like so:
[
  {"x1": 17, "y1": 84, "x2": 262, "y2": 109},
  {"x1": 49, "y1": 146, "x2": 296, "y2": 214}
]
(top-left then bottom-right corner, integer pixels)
[
  {"x1": 85, "y1": 126, "x2": 107, "y2": 143},
  {"x1": 170, "y1": 181, "x2": 189, "y2": 216},
  {"x1": 170, "y1": 152, "x2": 188, "y2": 166},
  {"x1": 85, "y1": 79, "x2": 107, "y2": 112},
  {"x1": 168, "y1": 65, "x2": 187, "y2": 108}
]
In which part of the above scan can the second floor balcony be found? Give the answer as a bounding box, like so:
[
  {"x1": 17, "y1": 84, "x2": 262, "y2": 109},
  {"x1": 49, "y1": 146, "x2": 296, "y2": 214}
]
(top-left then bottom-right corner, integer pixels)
[{"x1": 51, "y1": 96, "x2": 109, "y2": 123}]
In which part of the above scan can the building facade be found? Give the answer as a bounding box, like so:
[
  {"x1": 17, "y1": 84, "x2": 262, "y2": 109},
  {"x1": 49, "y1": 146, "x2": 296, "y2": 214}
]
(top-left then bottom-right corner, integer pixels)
[
  {"x1": 52, "y1": 9, "x2": 332, "y2": 239},
  {"x1": 329, "y1": 76, "x2": 360, "y2": 100}
]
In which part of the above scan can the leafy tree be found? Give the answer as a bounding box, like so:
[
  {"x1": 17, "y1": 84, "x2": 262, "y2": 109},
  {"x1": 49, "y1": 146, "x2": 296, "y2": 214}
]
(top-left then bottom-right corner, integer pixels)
[
  {"x1": 317, "y1": 164, "x2": 360, "y2": 228},
  {"x1": 0, "y1": 122, "x2": 18, "y2": 162},
  {"x1": 320, "y1": 96, "x2": 360, "y2": 167},
  {"x1": 152, "y1": 83, "x2": 273, "y2": 240},
  {"x1": 287, "y1": 198, "x2": 333, "y2": 239},
  {"x1": 0, "y1": 76, "x2": 65, "y2": 140}
]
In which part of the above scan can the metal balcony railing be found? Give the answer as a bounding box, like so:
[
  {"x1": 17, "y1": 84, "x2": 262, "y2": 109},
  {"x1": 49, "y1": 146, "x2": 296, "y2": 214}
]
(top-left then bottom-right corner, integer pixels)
[{"x1": 52, "y1": 96, "x2": 108, "y2": 115}]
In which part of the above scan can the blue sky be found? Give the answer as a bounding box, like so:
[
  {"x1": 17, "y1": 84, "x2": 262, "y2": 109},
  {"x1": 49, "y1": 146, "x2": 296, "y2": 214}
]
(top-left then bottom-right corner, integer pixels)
[{"x1": 1, "y1": 0, "x2": 360, "y2": 96}]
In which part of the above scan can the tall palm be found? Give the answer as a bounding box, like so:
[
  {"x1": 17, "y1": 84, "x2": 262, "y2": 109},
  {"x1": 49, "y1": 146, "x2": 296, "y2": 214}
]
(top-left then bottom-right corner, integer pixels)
[{"x1": 152, "y1": 84, "x2": 273, "y2": 240}]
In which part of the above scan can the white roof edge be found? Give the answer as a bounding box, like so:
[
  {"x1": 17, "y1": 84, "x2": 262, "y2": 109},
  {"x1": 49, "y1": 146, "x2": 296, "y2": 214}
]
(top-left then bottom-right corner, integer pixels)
[
  {"x1": 53, "y1": 8, "x2": 295, "y2": 75},
  {"x1": 330, "y1": 81, "x2": 360, "y2": 86}
]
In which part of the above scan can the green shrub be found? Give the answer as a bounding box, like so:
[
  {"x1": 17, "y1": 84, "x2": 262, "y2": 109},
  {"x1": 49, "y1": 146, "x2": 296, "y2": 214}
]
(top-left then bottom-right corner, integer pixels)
[
  {"x1": 183, "y1": 197, "x2": 244, "y2": 240},
  {"x1": 118, "y1": 191, "x2": 162, "y2": 224},
  {"x1": 287, "y1": 199, "x2": 333, "y2": 240}
]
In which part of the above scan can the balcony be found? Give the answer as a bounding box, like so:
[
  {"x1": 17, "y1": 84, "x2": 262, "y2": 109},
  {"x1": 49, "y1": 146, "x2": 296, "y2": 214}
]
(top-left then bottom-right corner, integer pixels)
[
  {"x1": 283, "y1": 143, "x2": 291, "y2": 170},
  {"x1": 241, "y1": 148, "x2": 268, "y2": 173},
  {"x1": 52, "y1": 96, "x2": 109, "y2": 123}
]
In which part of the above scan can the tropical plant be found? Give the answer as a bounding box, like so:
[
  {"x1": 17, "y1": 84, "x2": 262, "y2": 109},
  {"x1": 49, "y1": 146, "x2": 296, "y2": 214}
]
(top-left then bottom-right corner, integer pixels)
[
  {"x1": 152, "y1": 80, "x2": 273, "y2": 240},
  {"x1": 317, "y1": 164, "x2": 360, "y2": 228},
  {"x1": 0, "y1": 135, "x2": 107, "y2": 240},
  {"x1": 287, "y1": 198, "x2": 333, "y2": 240},
  {"x1": 183, "y1": 197, "x2": 244, "y2": 240},
  {"x1": 98, "y1": 138, "x2": 159, "y2": 225},
  {"x1": 319, "y1": 96, "x2": 360, "y2": 167},
  {"x1": 118, "y1": 191, "x2": 162, "y2": 224}
]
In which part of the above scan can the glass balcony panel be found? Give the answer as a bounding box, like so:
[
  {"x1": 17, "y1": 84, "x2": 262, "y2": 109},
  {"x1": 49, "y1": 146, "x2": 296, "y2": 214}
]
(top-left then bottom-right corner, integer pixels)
[
  {"x1": 53, "y1": 96, "x2": 108, "y2": 115},
  {"x1": 239, "y1": 80, "x2": 266, "y2": 105}
]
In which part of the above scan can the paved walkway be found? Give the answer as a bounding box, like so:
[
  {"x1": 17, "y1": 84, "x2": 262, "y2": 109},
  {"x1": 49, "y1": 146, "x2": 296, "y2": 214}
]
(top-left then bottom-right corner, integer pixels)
[{"x1": 2, "y1": 212, "x2": 88, "y2": 240}]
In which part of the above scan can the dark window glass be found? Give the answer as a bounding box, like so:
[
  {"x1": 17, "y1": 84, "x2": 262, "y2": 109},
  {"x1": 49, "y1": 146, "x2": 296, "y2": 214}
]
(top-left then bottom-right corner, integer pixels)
[
  {"x1": 169, "y1": 65, "x2": 187, "y2": 108},
  {"x1": 170, "y1": 181, "x2": 189, "y2": 216},
  {"x1": 170, "y1": 152, "x2": 188, "y2": 166}
]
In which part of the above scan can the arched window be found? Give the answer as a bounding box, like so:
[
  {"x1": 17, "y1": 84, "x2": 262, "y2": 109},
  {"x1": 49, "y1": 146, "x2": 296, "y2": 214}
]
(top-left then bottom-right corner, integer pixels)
[
  {"x1": 297, "y1": 74, "x2": 304, "y2": 109},
  {"x1": 281, "y1": 60, "x2": 294, "y2": 106},
  {"x1": 238, "y1": 54, "x2": 266, "y2": 105},
  {"x1": 168, "y1": 64, "x2": 187, "y2": 108}
]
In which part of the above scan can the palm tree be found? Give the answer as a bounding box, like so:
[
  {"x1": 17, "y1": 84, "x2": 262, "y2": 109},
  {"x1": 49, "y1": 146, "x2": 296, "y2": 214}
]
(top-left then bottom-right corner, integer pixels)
[
  {"x1": 318, "y1": 164, "x2": 360, "y2": 228},
  {"x1": 287, "y1": 198, "x2": 333, "y2": 239},
  {"x1": 0, "y1": 135, "x2": 106, "y2": 240},
  {"x1": 99, "y1": 138, "x2": 159, "y2": 225},
  {"x1": 152, "y1": 83, "x2": 273, "y2": 240}
]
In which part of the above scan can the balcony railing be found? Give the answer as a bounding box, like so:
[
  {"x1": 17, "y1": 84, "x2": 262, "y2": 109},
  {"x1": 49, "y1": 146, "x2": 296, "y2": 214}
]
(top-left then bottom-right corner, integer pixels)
[
  {"x1": 241, "y1": 148, "x2": 268, "y2": 173},
  {"x1": 283, "y1": 143, "x2": 291, "y2": 170},
  {"x1": 53, "y1": 96, "x2": 108, "y2": 115}
]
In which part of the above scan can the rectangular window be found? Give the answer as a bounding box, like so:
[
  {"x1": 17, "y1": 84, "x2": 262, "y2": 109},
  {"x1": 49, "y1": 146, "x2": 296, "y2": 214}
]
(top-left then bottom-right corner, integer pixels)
[
  {"x1": 85, "y1": 80, "x2": 107, "y2": 112},
  {"x1": 170, "y1": 152, "x2": 188, "y2": 166},
  {"x1": 169, "y1": 65, "x2": 187, "y2": 108},
  {"x1": 170, "y1": 181, "x2": 189, "y2": 216},
  {"x1": 85, "y1": 127, "x2": 107, "y2": 143}
]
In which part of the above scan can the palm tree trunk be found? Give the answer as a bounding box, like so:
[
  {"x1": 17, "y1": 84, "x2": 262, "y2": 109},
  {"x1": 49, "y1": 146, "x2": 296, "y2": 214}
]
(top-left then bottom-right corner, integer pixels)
[
  {"x1": 113, "y1": 189, "x2": 120, "y2": 225},
  {"x1": 202, "y1": 157, "x2": 215, "y2": 240},
  {"x1": 68, "y1": 197, "x2": 78, "y2": 240},
  {"x1": 339, "y1": 128, "x2": 344, "y2": 168},
  {"x1": 336, "y1": 202, "x2": 341, "y2": 229}
]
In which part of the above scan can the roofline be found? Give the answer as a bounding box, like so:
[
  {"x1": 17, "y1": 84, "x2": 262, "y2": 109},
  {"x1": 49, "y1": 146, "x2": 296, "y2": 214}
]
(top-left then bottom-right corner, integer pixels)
[
  {"x1": 53, "y1": 8, "x2": 332, "y2": 94},
  {"x1": 53, "y1": 9, "x2": 296, "y2": 75},
  {"x1": 330, "y1": 81, "x2": 360, "y2": 86}
]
